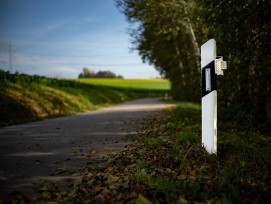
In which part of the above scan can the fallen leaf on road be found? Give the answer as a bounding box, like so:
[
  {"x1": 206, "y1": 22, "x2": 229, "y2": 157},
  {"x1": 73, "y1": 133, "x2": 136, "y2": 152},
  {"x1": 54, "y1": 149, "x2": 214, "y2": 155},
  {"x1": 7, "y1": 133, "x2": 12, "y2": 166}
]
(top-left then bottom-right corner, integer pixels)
[
  {"x1": 104, "y1": 166, "x2": 113, "y2": 173},
  {"x1": 87, "y1": 150, "x2": 97, "y2": 157},
  {"x1": 136, "y1": 194, "x2": 152, "y2": 204},
  {"x1": 51, "y1": 168, "x2": 67, "y2": 175}
]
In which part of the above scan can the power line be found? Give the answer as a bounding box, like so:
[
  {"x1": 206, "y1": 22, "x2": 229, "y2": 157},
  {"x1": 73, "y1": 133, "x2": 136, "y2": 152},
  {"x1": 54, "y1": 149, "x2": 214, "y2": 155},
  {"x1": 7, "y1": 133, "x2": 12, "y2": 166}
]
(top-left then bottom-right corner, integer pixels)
[{"x1": 9, "y1": 43, "x2": 12, "y2": 73}]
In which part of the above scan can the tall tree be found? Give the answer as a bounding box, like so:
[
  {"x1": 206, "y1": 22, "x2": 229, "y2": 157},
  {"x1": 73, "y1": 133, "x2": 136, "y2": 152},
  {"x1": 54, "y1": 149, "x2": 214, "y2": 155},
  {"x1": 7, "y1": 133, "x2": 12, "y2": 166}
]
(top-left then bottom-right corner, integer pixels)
[
  {"x1": 78, "y1": 67, "x2": 96, "y2": 78},
  {"x1": 116, "y1": 0, "x2": 201, "y2": 101},
  {"x1": 116, "y1": 0, "x2": 271, "y2": 130}
]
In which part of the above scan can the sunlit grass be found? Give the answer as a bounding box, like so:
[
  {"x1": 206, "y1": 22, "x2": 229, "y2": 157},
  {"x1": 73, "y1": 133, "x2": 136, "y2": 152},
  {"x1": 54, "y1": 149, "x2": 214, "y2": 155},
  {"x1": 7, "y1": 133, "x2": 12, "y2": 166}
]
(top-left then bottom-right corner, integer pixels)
[{"x1": 76, "y1": 78, "x2": 171, "y2": 90}]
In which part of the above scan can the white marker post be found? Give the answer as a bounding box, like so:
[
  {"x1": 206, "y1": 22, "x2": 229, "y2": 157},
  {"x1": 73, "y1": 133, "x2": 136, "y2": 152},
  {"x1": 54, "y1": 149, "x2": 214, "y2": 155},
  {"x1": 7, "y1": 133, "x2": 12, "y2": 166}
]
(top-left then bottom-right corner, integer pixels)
[{"x1": 201, "y1": 39, "x2": 227, "y2": 154}]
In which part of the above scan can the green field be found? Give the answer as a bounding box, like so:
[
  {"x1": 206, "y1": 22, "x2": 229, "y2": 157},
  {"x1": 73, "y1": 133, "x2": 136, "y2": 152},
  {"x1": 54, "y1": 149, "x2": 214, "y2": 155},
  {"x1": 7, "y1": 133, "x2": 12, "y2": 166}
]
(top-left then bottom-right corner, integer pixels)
[{"x1": 76, "y1": 78, "x2": 170, "y2": 90}]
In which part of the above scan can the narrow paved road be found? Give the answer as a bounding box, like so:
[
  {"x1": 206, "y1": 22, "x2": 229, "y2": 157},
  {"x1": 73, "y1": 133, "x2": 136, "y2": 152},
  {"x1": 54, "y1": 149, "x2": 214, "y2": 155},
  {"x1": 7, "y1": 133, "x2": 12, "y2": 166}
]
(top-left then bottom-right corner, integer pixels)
[{"x1": 0, "y1": 98, "x2": 173, "y2": 202}]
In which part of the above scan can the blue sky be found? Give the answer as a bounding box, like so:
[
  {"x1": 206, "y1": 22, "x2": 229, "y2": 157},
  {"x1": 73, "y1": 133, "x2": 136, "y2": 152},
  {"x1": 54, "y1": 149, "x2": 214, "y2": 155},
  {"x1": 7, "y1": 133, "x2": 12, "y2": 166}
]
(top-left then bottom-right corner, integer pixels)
[{"x1": 0, "y1": 0, "x2": 160, "y2": 78}]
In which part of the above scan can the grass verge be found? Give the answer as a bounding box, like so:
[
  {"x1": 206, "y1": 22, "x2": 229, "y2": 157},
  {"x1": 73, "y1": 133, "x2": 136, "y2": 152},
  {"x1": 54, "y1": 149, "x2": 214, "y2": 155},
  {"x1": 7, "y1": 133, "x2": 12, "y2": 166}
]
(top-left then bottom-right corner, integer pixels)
[{"x1": 19, "y1": 102, "x2": 271, "y2": 203}]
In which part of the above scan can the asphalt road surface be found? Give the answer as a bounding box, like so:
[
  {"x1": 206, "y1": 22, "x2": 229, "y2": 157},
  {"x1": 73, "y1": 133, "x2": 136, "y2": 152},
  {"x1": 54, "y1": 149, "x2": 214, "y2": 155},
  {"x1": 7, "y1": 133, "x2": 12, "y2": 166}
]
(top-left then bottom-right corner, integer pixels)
[{"x1": 0, "y1": 98, "x2": 173, "y2": 202}]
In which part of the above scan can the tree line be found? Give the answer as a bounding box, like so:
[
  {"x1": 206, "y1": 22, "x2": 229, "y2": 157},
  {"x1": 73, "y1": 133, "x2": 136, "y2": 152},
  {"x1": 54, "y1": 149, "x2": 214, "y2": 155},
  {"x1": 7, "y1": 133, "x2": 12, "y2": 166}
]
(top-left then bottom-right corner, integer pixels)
[
  {"x1": 78, "y1": 67, "x2": 123, "y2": 79},
  {"x1": 115, "y1": 0, "x2": 271, "y2": 131}
]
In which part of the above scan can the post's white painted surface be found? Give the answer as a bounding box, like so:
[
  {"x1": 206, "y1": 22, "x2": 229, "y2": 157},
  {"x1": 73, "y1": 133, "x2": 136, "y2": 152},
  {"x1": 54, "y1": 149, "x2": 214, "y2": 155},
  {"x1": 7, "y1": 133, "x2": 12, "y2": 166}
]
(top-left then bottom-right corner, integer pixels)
[
  {"x1": 201, "y1": 39, "x2": 216, "y2": 68},
  {"x1": 201, "y1": 39, "x2": 217, "y2": 154},
  {"x1": 202, "y1": 91, "x2": 217, "y2": 153}
]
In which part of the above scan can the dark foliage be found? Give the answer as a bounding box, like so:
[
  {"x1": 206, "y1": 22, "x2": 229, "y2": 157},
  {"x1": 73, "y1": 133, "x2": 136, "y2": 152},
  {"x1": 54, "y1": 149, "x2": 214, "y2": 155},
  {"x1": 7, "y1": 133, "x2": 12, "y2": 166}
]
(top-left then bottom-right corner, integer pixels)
[
  {"x1": 115, "y1": 0, "x2": 271, "y2": 131},
  {"x1": 196, "y1": 0, "x2": 271, "y2": 131}
]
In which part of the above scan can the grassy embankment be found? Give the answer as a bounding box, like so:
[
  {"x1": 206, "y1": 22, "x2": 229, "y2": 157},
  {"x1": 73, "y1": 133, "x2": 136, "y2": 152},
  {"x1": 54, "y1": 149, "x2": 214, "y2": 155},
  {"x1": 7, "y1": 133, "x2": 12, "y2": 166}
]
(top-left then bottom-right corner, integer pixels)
[
  {"x1": 0, "y1": 70, "x2": 170, "y2": 127},
  {"x1": 28, "y1": 101, "x2": 271, "y2": 203}
]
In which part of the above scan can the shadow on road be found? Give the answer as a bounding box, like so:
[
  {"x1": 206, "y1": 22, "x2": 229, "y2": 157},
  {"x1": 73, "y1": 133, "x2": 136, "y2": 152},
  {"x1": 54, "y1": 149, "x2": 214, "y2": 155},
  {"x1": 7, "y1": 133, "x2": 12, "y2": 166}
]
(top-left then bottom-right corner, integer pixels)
[{"x1": 0, "y1": 98, "x2": 174, "y2": 202}]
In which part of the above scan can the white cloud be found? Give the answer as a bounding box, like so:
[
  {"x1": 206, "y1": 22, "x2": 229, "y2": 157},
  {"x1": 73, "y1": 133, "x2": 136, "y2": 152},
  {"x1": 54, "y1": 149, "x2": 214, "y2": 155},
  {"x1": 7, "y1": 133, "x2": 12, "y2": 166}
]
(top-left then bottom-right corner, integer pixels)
[{"x1": 83, "y1": 16, "x2": 103, "y2": 23}]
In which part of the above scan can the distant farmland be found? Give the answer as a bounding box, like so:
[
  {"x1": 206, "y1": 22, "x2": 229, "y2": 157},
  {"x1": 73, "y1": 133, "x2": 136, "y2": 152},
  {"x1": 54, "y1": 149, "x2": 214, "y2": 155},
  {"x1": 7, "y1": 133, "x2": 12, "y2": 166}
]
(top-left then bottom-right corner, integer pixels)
[{"x1": 76, "y1": 78, "x2": 171, "y2": 90}]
